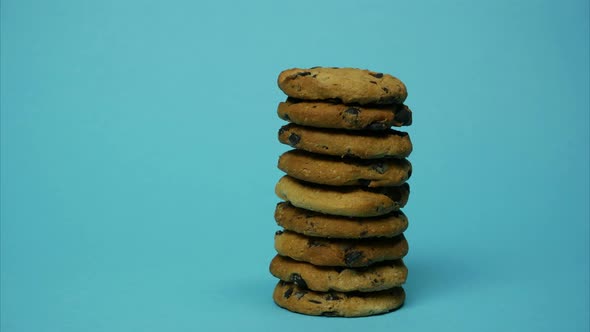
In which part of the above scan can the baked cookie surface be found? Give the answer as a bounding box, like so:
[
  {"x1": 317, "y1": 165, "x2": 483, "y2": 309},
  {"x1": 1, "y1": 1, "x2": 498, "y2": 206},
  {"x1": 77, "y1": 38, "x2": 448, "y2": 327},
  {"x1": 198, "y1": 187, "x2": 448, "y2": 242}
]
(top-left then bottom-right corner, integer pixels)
[
  {"x1": 274, "y1": 230, "x2": 409, "y2": 267},
  {"x1": 275, "y1": 176, "x2": 409, "y2": 217},
  {"x1": 270, "y1": 255, "x2": 407, "y2": 292},
  {"x1": 274, "y1": 202, "x2": 408, "y2": 239},
  {"x1": 273, "y1": 281, "x2": 405, "y2": 317},
  {"x1": 278, "y1": 150, "x2": 412, "y2": 187},
  {"x1": 277, "y1": 67, "x2": 407, "y2": 105},
  {"x1": 278, "y1": 98, "x2": 412, "y2": 130},
  {"x1": 278, "y1": 124, "x2": 412, "y2": 159}
]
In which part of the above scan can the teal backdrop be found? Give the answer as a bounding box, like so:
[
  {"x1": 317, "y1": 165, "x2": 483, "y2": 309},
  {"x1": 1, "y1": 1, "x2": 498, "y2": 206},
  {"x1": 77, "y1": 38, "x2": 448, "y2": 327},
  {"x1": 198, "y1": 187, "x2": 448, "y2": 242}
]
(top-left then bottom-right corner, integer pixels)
[{"x1": 1, "y1": 0, "x2": 589, "y2": 331}]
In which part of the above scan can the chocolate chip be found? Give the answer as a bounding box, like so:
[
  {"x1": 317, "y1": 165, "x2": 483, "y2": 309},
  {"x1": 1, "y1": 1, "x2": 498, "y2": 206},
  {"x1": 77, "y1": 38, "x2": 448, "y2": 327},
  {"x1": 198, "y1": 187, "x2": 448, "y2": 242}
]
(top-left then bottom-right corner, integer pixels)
[
  {"x1": 325, "y1": 293, "x2": 342, "y2": 301},
  {"x1": 344, "y1": 107, "x2": 360, "y2": 115},
  {"x1": 321, "y1": 311, "x2": 338, "y2": 316},
  {"x1": 307, "y1": 239, "x2": 325, "y2": 247},
  {"x1": 284, "y1": 287, "x2": 294, "y2": 298},
  {"x1": 382, "y1": 87, "x2": 390, "y2": 93},
  {"x1": 288, "y1": 133, "x2": 300, "y2": 146},
  {"x1": 369, "y1": 80, "x2": 377, "y2": 84},
  {"x1": 296, "y1": 71, "x2": 311, "y2": 77},
  {"x1": 344, "y1": 250, "x2": 365, "y2": 266},
  {"x1": 371, "y1": 73, "x2": 384, "y2": 78},
  {"x1": 295, "y1": 290, "x2": 307, "y2": 299},
  {"x1": 371, "y1": 163, "x2": 386, "y2": 174},
  {"x1": 275, "y1": 230, "x2": 284, "y2": 235},
  {"x1": 367, "y1": 122, "x2": 388, "y2": 130},
  {"x1": 289, "y1": 273, "x2": 308, "y2": 289},
  {"x1": 320, "y1": 145, "x2": 329, "y2": 150},
  {"x1": 394, "y1": 106, "x2": 412, "y2": 125},
  {"x1": 357, "y1": 179, "x2": 371, "y2": 186},
  {"x1": 308, "y1": 299, "x2": 322, "y2": 304}
]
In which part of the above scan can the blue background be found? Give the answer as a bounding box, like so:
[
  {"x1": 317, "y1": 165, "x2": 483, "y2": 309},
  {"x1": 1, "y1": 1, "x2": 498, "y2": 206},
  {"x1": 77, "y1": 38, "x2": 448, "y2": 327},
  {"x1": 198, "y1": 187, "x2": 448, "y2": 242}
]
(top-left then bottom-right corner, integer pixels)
[{"x1": 1, "y1": 0, "x2": 588, "y2": 331}]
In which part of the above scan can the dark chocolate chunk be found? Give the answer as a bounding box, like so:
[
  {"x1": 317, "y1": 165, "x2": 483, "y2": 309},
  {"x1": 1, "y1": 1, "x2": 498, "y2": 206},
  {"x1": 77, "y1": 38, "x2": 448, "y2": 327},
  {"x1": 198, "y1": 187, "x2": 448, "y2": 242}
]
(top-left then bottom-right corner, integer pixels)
[
  {"x1": 357, "y1": 179, "x2": 371, "y2": 187},
  {"x1": 371, "y1": 72, "x2": 384, "y2": 78},
  {"x1": 289, "y1": 273, "x2": 308, "y2": 289},
  {"x1": 308, "y1": 299, "x2": 322, "y2": 304},
  {"x1": 288, "y1": 133, "x2": 300, "y2": 146},
  {"x1": 296, "y1": 71, "x2": 311, "y2": 77},
  {"x1": 369, "y1": 80, "x2": 377, "y2": 84},
  {"x1": 366, "y1": 122, "x2": 388, "y2": 130},
  {"x1": 394, "y1": 106, "x2": 412, "y2": 125},
  {"x1": 284, "y1": 287, "x2": 294, "y2": 299},
  {"x1": 344, "y1": 250, "x2": 365, "y2": 266},
  {"x1": 382, "y1": 87, "x2": 390, "y2": 93},
  {"x1": 325, "y1": 293, "x2": 342, "y2": 301},
  {"x1": 371, "y1": 163, "x2": 386, "y2": 174},
  {"x1": 344, "y1": 107, "x2": 360, "y2": 115}
]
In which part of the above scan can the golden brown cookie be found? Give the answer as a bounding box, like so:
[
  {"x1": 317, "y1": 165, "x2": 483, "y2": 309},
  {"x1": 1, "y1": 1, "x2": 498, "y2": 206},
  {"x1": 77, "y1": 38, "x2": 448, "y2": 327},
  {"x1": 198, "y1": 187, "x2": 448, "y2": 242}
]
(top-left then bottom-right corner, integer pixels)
[
  {"x1": 278, "y1": 124, "x2": 412, "y2": 159},
  {"x1": 278, "y1": 150, "x2": 412, "y2": 187},
  {"x1": 275, "y1": 176, "x2": 409, "y2": 217},
  {"x1": 274, "y1": 202, "x2": 408, "y2": 239},
  {"x1": 278, "y1": 98, "x2": 412, "y2": 130},
  {"x1": 274, "y1": 230, "x2": 409, "y2": 268},
  {"x1": 277, "y1": 67, "x2": 407, "y2": 105},
  {"x1": 273, "y1": 281, "x2": 405, "y2": 317},
  {"x1": 270, "y1": 255, "x2": 408, "y2": 292}
]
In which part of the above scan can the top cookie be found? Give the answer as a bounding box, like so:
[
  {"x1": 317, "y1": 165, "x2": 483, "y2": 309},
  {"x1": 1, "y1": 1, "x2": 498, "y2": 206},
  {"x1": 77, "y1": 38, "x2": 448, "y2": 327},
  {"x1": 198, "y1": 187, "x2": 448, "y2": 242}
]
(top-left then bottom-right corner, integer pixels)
[{"x1": 278, "y1": 67, "x2": 407, "y2": 105}]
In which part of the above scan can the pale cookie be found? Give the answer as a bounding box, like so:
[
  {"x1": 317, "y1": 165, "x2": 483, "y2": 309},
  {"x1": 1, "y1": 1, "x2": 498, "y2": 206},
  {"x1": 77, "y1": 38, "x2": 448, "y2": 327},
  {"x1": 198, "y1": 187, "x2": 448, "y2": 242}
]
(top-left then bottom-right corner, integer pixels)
[
  {"x1": 270, "y1": 255, "x2": 408, "y2": 292},
  {"x1": 277, "y1": 67, "x2": 407, "y2": 105},
  {"x1": 278, "y1": 124, "x2": 412, "y2": 159},
  {"x1": 275, "y1": 176, "x2": 410, "y2": 217},
  {"x1": 273, "y1": 281, "x2": 405, "y2": 317},
  {"x1": 278, "y1": 98, "x2": 412, "y2": 130},
  {"x1": 278, "y1": 150, "x2": 412, "y2": 187},
  {"x1": 274, "y1": 202, "x2": 408, "y2": 239},
  {"x1": 274, "y1": 230, "x2": 409, "y2": 268}
]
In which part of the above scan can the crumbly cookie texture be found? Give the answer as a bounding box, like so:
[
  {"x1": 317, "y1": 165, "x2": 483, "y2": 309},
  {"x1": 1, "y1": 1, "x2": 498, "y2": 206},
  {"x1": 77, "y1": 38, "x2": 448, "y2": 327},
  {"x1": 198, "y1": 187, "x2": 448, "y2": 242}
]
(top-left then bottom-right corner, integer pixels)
[
  {"x1": 274, "y1": 230, "x2": 409, "y2": 268},
  {"x1": 278, "y1": 150, "x2": 412, "y2": 187},
  {"x1": 274, "y1": 202, "x2": 408, "y2": 239},
  {"x1": 275, "y1": 176, "x2": 409, "y2": 217},
  {"x1": 277, "y1": 67, "x2": 407, "y2": 105},
  {"x1": 270, "y1": 255, "x2": 408, "y2": 292},
  {"x1": 273, "y1": 281, "x2": 405, "y2": 317},
  {"x1": 278, "y1": 98, "x2": 412, "y2": 130},
  {"x1": 278, "y1": 124, "x2": 412, "y2": 159}
]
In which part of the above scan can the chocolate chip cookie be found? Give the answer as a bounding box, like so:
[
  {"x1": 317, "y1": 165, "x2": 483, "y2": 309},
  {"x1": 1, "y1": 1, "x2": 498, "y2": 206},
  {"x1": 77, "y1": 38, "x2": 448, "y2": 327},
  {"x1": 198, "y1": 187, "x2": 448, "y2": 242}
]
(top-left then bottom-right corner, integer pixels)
[
  {"x1": 278, "y1": 150, "x2": 412, "y2": 187},
  {"x1": 273, "y1": 281, "x2": 405, "y2": 317},
  {"x1": 270, "y1": 255, "x2": 408, "y2": 292},
  {"x1": 278, "y1": 124, "x2": 412, "y2": 159},
  {"x1": 274, "y1": 230, "x2": 409, "y2": 267},
  {"x1": 277, "y1": 67, "x2": 407, "y2": 105},
  {"x1": 278, "y1": 98, "x2": 412, "y2": 130},
  {"x1": 275, "y1": 176, "x2": 410, "y2": 217},
  {"x1": 275, "y1": 202, "x2": 408, "y2": 239}
]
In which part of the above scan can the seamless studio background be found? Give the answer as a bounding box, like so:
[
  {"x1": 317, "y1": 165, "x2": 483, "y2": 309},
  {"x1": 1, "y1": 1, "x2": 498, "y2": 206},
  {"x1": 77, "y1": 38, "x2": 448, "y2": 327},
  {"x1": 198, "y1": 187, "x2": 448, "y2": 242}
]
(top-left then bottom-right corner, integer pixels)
[{"x1": 1, "y1": 0, "x2": 589, "y2": 331}]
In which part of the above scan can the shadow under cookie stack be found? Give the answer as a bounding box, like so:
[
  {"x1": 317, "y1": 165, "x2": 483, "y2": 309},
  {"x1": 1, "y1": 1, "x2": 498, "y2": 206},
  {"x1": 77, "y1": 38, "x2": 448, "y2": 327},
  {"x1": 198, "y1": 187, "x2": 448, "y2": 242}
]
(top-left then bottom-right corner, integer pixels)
[{"x1": 269, "y1": 67, "x2": 414, "y2": 317}]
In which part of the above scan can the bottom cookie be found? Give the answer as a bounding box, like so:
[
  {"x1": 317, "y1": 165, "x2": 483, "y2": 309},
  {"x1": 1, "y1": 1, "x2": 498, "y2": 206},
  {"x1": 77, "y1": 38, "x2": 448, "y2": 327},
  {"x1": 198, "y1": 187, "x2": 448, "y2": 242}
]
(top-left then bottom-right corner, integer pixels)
[{"x1": 273, "y1": 281, "x2": 405, "y2": 317}]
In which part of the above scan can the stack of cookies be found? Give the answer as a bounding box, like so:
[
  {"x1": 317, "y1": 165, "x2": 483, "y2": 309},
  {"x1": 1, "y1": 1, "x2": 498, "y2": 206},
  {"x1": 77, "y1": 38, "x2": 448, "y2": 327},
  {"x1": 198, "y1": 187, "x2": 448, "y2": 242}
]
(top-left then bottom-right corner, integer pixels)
[{"x1": 269, "y1": 67, "x2": 414, "y2": 317}]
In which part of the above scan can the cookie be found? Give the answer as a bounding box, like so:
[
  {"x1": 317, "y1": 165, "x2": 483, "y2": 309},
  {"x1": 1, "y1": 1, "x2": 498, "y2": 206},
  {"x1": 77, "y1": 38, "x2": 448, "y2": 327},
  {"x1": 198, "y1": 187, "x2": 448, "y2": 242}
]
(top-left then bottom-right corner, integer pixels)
[
  {"x1": 277, "y1": 67, "x2": 407, "y2": 105},
  {"x1": 274, "y1": 202, "x2": 408, "y2": 239},
  {"x1": 273, "y1": 281, "x2": 405, "y2": 317},
  {"x1": 278, "y1": 150, "x2": 412, "y2": 187},
  {"x1": 277, "y1": 98, "x2": 412, "y2": 130},
  {"x1": 278, "y1": 124, "x2": 412, "y2": 159},
  {"x1": 274, "y1": 230, "x2": 409, "y2": 267},
  {"x1": 270, "y1": 255, "x2": 408, "y2": 292},
  {"x1": 275, "y1": 176, "x2": 409, "y2": 217}
]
